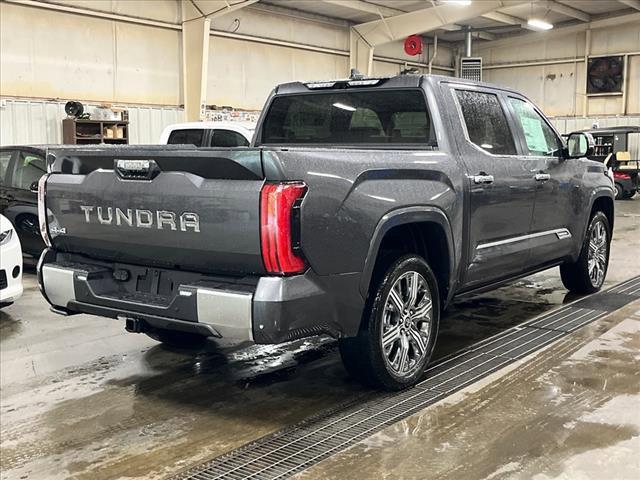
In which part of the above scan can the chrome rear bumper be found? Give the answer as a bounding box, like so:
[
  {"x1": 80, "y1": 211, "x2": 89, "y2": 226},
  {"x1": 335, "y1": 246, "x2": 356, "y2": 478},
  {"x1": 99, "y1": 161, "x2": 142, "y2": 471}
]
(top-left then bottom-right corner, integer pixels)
[
  {"x1": 38, "y1": 249, "x2": 362, "y2": 344},
  {"x1": 40, "y1": 262, "x2": 254, "y2": 342}
]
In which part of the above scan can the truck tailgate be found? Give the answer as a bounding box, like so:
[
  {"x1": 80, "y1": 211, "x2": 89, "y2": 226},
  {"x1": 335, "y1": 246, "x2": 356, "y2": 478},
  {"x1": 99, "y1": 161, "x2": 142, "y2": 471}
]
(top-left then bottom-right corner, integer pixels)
[{"x1": 43, "y1": 148, "x2": 266, "y2": 275}]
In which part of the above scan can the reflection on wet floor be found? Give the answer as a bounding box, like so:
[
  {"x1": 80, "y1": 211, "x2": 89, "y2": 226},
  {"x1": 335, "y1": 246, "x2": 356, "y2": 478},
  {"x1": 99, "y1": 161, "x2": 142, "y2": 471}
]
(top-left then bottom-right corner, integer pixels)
[
  {"x1": 1, "y1": 199, "x2": 638, "y2": 480},
  {"x1": 0, "y1": 270, "x2": 577, "y2": 480}
]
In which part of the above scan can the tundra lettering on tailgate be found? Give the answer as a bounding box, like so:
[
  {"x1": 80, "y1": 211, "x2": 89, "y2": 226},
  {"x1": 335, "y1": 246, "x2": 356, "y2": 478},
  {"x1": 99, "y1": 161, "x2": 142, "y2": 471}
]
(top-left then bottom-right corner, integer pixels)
[{"x1": 79, "y1": 206, "x2": 200, "y2": 232}]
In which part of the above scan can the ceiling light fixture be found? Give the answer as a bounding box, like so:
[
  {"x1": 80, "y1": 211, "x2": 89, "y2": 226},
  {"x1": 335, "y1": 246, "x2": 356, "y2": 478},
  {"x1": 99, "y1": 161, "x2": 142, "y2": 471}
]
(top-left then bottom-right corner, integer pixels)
[
  {"x1": 440, "y1": 0, "x2": 472, "y2": 5},
  {"x1": 527, "y1": 18, "x2": 553, "y2": 30}
]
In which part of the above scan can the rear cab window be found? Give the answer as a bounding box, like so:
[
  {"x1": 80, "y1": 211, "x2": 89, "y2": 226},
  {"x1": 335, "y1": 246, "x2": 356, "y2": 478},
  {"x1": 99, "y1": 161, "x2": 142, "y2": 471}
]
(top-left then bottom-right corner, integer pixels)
[
  {"x1": 167, "y1": 129, "x2": 204, "y2": 146},
  {"x1": 211, "y1": 130, "x2": 249, "y2": 147},
  {"x1": 260, "y1": 89, "x2": 436, "y2": 147},
  {"x1": 454, "y1": 89, "x2": 517, "y2": 155}
]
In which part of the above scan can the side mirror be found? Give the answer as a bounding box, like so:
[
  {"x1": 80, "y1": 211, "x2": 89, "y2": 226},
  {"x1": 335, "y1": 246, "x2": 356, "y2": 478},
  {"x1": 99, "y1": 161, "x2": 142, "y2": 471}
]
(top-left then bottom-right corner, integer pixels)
[
  {"x1": 565, "y1": 132, "x2": 594, "y2": 159},
  {"x1": 29, "y1": 181, "x2": 39, "y2": 193}
]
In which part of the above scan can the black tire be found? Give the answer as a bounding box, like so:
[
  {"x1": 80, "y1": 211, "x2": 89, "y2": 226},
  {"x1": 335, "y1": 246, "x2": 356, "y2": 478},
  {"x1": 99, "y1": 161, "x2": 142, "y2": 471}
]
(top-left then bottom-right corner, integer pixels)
[
  {"x1": 0, "y1": 302, "x2": 13, "y2": 309},
  {"x1": 622, "y1": 190, "x2": 636, "y2": 199},
  {"x1": 614, "y1": 183, "x2": 624, "y2": 200},
  {"x1": 560, "y1": 211, "x2": 610, "y2": 294},
  {"x1": 145, "y1": 328, "x2": 208, "y2": 348},
  {"x1": 339, "y1": 254, "x2": 440, "y2": 391}
]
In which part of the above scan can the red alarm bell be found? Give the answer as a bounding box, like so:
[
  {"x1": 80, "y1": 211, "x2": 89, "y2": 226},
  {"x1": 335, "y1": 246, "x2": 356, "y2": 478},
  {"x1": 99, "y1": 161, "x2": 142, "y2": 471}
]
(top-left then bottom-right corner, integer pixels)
[{"x1": 404, "y1": 35, "x2": 423, "y2": 56}]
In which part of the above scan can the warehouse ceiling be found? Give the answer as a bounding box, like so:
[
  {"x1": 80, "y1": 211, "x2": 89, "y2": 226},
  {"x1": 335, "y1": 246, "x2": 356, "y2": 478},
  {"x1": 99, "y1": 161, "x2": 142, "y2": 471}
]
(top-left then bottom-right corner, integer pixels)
[{"x1": 250, "y1": 0, "x2": 640, "y2": 43}]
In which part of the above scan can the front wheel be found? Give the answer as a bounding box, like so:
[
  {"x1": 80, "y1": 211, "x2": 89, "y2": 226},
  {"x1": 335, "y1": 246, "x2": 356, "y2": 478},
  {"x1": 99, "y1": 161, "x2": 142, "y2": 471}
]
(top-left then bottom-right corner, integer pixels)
[
  {"x1": 560, "y1": 211, "x2": 611, "y2": 294},
  {"x1": 339, "y1": 255, "x2": 440, "y2": 390}
]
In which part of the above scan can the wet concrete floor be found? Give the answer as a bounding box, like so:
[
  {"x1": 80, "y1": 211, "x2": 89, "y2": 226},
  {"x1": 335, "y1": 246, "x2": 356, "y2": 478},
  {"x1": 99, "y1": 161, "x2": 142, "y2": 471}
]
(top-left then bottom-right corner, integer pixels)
[
  {"x1": 297, "y1": 301, "x2": 640, "y2": 480},
  {"x1": 1, "y1": 198, "x2": 638, "y2": 480}
]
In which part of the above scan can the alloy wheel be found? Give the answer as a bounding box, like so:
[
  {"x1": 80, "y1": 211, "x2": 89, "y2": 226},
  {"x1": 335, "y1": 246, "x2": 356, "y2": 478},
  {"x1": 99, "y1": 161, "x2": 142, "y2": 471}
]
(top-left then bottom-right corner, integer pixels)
[
  {"x1": 587, "y1": 220, "x2": 607, "y2": 288},
  {"x1": 381, "y1": 271, "x2": 433, "y2": 377}
]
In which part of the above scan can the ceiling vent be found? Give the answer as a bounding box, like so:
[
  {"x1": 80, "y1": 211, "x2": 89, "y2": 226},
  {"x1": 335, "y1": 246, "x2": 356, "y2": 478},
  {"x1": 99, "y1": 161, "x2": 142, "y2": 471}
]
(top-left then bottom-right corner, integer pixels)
[{"x1": 459, "y1": 57, "x2": 482, "y2": 82}]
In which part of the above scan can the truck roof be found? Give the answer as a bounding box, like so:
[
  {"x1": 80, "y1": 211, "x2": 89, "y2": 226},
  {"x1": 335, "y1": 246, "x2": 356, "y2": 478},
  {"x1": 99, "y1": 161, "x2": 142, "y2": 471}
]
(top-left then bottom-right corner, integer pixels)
[{"x1": 274, "y1": 74, "x2": 523, "y2": 96}]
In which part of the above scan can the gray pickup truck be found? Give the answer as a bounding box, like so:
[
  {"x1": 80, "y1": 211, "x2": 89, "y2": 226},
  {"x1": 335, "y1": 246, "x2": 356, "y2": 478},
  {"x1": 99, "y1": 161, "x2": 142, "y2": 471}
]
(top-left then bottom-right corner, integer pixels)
[{"x1": 38, "y1": 74, "x2": 614, "y2": 390}]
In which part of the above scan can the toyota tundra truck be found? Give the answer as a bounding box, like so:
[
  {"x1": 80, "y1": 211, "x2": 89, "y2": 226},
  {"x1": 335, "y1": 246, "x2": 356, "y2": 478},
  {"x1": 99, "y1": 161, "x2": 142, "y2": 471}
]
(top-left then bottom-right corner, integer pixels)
[{"x1": 37, "y1": 74, "x2": 615, "y2": 390}]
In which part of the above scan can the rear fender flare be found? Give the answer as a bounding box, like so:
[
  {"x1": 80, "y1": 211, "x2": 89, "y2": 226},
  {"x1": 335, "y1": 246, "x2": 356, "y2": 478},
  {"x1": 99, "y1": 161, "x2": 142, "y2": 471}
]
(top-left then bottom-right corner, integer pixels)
[
  {"x1": 359, "y1": 206, "x2": 455, "y2": 301},
  {"x1": 585, "y1": 188, "x2": 615, "y2": 233}
]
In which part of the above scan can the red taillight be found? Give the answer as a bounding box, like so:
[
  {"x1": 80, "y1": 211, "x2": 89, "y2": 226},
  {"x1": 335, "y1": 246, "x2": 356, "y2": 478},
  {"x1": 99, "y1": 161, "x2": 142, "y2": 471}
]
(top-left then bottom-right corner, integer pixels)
[
  {"x1": 260, "y1": 182, "x2": 307, "y2": 275},
  {"x1": 613, "y1": 171, "x2": 631, "y2": 180}
]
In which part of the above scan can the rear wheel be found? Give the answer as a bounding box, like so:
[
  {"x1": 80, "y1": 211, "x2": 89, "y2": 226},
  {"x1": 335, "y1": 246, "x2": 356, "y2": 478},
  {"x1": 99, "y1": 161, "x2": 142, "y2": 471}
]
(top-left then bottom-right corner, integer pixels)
[
  {"x1": 560, "y1": 211, "x2": 610, "y2": 294},
  {"x1": 145, "y1": 328, "x2": 208, "y2": 348},
  {"x1": 622, "y1": 190, "x2": 636, "y2": 199},
  {"x1": 339, "y1": 254, "x2": 439, "y2": 390}
]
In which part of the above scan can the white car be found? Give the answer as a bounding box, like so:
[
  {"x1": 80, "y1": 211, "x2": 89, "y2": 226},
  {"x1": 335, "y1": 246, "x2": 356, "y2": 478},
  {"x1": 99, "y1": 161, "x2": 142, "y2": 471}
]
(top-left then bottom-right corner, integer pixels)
[
  {"x1": 159, "y1": 121, "x2": 256, "y2": 147},
  {"x1": 0, "y1": 214, "x2": 23, "y2": 307}
]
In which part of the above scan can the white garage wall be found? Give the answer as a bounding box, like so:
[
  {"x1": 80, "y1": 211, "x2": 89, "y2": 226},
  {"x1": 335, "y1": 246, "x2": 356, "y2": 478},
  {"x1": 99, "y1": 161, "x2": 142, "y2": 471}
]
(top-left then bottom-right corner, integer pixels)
[
  {"x1": 206, "y1": 7, "x2": 454, "y2": 110},
  {"x1": 477, "y1": 20, "x2": 640, "y2": 117},
  {"x1": 207, "y1": 36, "x2": 349, "y2": 110},
  {"x1": 0, "y1": 1, "x2": 182, "y2": 106},
  {"x1": 0, "y1": 99, "x2": 184, "y2": 146},
  {"x1": 0, "y1": 1, "x2": 456, "y2": 111}
]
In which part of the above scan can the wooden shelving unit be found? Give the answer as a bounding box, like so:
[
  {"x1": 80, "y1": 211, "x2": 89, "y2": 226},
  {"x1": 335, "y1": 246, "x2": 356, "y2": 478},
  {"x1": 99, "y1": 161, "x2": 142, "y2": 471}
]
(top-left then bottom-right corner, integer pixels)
[
  {"x1": 592, "y1": 134, "x2": 614, "y2": 160},
  {"x1": 62, "y1": 118, "x2": 129, "y2": 145}
]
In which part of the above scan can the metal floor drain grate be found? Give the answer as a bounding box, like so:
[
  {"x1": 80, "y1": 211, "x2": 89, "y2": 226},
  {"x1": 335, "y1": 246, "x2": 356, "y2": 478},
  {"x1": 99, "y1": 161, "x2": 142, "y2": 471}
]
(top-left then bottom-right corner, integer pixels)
[{"x1": 171, "y1": 275, "x2": 640, "y2": 480}]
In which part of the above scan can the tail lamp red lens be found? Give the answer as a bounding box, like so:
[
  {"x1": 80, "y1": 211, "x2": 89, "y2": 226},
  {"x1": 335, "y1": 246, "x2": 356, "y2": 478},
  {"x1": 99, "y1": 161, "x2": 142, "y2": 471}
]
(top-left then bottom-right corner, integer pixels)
[
  {"x1": 260, "y1": 182, "x2": 307, "y2": 275},
  {"x1": 613, "y1": 171, "x2": 630, "y2": 180}
]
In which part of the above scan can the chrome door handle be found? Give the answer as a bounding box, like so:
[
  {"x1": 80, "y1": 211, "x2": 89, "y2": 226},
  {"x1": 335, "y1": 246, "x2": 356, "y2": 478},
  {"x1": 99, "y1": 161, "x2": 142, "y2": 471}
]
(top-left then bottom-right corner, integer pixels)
[
  {"x1": 535, "y1": 173, "x2": 551, "y2": 182},
  {"x1": 473, "y1": 174, "x2": 494, "y2": 184}
]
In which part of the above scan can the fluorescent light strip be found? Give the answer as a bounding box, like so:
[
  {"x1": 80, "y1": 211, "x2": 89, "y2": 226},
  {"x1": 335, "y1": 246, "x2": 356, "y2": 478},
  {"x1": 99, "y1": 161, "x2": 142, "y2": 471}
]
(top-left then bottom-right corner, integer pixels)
[
  {"x1": 440, "y1": 0, "x2": 472, "y2": 5},
  {"x1": 527, "y1": 18, "x2": 554, "y2": 30}
]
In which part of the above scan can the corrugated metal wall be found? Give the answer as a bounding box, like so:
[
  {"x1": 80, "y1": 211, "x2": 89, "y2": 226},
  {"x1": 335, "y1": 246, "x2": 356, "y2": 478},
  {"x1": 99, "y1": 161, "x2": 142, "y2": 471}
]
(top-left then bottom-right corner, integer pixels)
[{"x1": 0, "y1": 99, "x2": 184, "y2": 146}]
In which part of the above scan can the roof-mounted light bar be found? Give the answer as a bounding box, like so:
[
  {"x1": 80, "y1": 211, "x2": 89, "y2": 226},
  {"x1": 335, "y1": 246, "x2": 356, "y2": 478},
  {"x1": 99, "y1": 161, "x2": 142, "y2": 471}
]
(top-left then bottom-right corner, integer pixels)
[
  {"x1": 347, "y1": 79, "x2": 381, "y2": 86},
  {"x1": 306, "y1": 81, "x2": 337, "y2": 89},
  {"x1": 304, "y1": 78, "x2": 383, "y2": 90}
]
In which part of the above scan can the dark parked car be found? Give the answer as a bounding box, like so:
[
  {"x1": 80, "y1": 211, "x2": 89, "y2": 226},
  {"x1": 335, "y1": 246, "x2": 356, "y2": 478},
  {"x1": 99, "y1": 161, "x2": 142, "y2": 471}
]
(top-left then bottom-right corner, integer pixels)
[
  {"x1": 0, "y1": 146, "x2": 47, "y2": 256},
  {"x1": 37, "y1": 74, "x2": 614, "y2": 390}
]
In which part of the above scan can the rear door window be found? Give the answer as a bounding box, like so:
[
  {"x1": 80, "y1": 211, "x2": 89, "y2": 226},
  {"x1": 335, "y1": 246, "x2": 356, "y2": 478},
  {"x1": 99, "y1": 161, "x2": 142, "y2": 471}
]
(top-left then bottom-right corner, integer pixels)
[
  {"x1": 167, "y1": 129, "x2": 204, "y2": 146},
  {"x1": 508, "y1": 97, "x2": 563, "y2": 157},
  {"x1": 260, "y1": 89, "x2": 435, "y2": 146},
  {"x1": 0, "y1": 151, "x2": 14, "y2": 185},
  {"x1": 211, "y1": 129, "x2": 250, "y2": 147},
  {"x1": 11, "y1": 152, "x2": 46, "y2": 190},
  {"x1": 455, "y1": 90, "x2": 517, "y2": 155}
]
